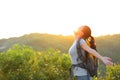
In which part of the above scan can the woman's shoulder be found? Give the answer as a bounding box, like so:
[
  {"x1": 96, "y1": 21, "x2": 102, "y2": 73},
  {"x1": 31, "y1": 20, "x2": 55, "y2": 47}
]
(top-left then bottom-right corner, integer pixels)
[
  {"x1": 79, "y1": 38, "x2": 85, "y2": 41},
  {"x1": 79, "y1": 38, "x2": 86, "y2": 45}
]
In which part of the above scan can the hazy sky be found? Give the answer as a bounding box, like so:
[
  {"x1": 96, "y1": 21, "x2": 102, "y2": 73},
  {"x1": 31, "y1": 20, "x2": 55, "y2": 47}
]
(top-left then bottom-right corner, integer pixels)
[{"x1": 0, "y1": 0, "x2": 120, "y2": 39}]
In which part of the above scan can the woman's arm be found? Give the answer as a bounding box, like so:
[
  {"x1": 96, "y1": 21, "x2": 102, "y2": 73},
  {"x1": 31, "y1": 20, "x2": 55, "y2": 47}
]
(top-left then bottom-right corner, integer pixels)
[{"x1": 81, "y1": 42, "x2": 113, "y2": 66}]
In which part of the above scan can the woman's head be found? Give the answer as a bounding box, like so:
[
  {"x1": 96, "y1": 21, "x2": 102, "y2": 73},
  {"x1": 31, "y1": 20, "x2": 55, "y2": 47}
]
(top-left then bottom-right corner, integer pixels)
[{"x1": 74, "y1": 25, "x2": 91, "y2": 39}]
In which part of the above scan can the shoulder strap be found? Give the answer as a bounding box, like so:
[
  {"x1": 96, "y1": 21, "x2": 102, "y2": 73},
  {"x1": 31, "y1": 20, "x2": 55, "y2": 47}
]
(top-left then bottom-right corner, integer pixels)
[{"x1": 76, "y1": 39, "x2": 85, "y2": 62}]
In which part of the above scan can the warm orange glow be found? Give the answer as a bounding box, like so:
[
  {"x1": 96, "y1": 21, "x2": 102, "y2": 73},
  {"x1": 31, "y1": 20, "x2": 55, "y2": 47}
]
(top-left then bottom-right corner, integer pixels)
[{"x1": 0, "y1": 0, "x2": 120, "y2": 39}]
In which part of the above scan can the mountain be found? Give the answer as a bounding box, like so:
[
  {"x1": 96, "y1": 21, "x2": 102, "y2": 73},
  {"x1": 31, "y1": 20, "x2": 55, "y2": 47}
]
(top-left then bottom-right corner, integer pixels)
[
  {"x1": 0, "y1": 33, "x2": 120, "y2": 63},
  {"x1": 95, "y1": 34, "x2": 120, "y2": 63},
  {"x1": 0, "y1": 33, "x2": 74, "y2": 53}
]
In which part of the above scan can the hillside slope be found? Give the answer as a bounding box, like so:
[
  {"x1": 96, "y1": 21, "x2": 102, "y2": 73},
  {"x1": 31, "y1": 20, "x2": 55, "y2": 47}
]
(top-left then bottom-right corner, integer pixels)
[
  {"x1": 0, "y1": 33, "x2": 74, "y2": 53},
  {"x1": 0, "y1": 33, "x2": 120, "y2": 63}
]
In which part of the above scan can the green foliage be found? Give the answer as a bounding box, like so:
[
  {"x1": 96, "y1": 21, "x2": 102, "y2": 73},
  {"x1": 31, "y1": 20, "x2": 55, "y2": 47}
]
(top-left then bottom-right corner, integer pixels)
[
  {"x1": 0, "y1": 44, "x2": 37, "y2": 80},
  {"x1": 0, "y1": 44, "x2": 71, "y2": 80},
  {"x1": 92, "y1": 65, "x2": 120, "y2": 80},
  {"x1": 36, "y1": 48, "x2": 71, "y2": 80},
  {"x1": 106, "y1": 65, "x2": 120, "y2": 80},
  {"x1": 0, "y1": 44, "x2": 120, "y2": 80}
]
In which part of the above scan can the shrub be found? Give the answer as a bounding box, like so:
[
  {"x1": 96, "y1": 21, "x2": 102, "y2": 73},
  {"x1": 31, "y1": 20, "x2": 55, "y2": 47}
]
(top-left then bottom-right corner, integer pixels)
[
  {"x1": 0, "y1": 44, "x2": 120, "y2": 80},
  {"x1": 0, "y1": 44, "x2": 71, "y2": 80},
  {"x1": 106, "y1": 64, "x2": 120, "y2": 80}
]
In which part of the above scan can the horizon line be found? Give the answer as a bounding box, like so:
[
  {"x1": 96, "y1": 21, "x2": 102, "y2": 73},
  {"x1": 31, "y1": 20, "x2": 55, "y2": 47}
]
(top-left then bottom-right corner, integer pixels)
[{"x1": 0, "y1": 32, "x2": 120, "y2": 40}]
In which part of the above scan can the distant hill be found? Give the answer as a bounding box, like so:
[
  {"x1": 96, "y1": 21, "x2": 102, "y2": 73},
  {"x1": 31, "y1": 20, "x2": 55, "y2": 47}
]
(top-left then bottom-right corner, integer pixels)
[
  {"x1": 0, "y1": 33, "x2": 120, "y2": 63},
  {"x1": 0, "y1": 33, "x2": 74, "y2": 53},
  {"x1": 95, "y1": 34, "x2": 120, "y2": 63}
]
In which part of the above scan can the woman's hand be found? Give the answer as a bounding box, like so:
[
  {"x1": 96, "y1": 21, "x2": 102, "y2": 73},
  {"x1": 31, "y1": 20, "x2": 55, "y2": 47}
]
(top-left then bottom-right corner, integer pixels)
[
  {"x1": 101, "y1": 57, "x2": 113, "y2": 66},
  {"x1": 81, "y1": 42, "x2": 113, "y2": 66}
]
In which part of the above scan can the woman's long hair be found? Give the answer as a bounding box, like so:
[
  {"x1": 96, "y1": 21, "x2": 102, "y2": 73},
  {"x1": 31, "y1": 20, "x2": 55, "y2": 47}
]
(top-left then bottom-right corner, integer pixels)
[
  {"x1": 89, "y1": 36, "x2": 97, "y2": 51},
  {"x1": 76, "y1": 25, "x2": 91, "y2": 39}
]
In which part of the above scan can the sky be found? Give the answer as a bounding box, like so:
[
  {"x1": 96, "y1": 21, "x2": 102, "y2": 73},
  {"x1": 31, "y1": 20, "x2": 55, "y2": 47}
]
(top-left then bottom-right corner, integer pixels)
[{"x1": 0, "y1": 0, "x2": 120, "y2": 39}]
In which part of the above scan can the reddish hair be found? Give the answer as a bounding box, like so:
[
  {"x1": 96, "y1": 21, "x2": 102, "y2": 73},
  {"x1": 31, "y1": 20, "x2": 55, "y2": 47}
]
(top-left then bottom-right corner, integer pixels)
[{"x1": 77, "y1": 25, "x2": 91, "y2": 39}]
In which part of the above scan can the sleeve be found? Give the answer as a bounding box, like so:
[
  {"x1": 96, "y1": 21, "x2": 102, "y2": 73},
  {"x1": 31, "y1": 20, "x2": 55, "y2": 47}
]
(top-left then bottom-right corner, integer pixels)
[{"x1": 79, "y1": 39, "x2": 86, "y2": 46}]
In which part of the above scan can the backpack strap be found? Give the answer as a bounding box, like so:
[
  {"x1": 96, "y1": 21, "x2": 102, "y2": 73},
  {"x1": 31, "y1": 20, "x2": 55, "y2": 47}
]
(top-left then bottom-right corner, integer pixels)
[
  {"x1": 69, "y1": 65, "x2": 74, "y2": 80},
  {"x1": 76, "y1": 39, "x2": 85, "y2": 63}
]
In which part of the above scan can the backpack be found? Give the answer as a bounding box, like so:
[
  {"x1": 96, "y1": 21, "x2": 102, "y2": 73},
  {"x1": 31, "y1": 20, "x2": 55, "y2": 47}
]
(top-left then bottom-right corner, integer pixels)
[{"x1": 76, "y1": 36, "x2": 98, "y2": 77}]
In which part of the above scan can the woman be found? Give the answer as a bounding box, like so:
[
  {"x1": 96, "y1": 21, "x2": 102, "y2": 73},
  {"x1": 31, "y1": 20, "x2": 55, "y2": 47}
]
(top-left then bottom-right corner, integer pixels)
[{"x1": 69, "y1": 25, "x2": 113, "y2": 80}]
